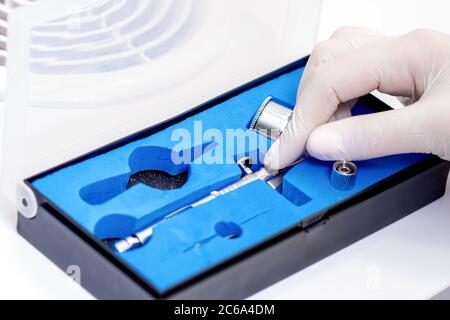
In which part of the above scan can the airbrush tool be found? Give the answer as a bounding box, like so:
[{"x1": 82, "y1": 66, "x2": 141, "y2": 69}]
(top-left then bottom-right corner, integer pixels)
[
  {"x1": 109, "y1": 157, "x2": 306, "y2": 253},
  {"x1": 108, "y1": 96, "x2": 308, "y2": 253}
]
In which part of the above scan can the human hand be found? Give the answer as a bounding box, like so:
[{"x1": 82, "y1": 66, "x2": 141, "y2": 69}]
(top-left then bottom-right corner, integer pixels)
[{"x1": 264, "y1": 27, "x2": 450, "y2": 170}]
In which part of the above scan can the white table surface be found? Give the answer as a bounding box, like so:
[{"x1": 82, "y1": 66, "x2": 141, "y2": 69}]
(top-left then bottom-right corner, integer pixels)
[{"x1": 2, "y1": 0, "x2": 450, "y2": 300}]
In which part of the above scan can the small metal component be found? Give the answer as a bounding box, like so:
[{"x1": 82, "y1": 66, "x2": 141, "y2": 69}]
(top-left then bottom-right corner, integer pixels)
[
  {"x1": 331, "y1": 161, "x2": 358, "y2": 191},
  {"x1": 237, "y1": 156, "x2": 253, "y2": 176},
  {"x1": 250, "y1": 96, "x2": 293, "y2": 141},
  {"x1": 112, "y1": 226, "x2": 154, "y2": 253}
]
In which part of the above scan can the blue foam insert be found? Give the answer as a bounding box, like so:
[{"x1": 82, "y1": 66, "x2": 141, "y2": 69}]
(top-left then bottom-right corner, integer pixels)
[{"x1": 32, "y1": 66, "x2": 428, "y2": 291}]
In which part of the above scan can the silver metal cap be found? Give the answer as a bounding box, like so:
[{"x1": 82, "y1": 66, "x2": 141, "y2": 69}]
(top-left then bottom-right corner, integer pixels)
[{"x1": 250, "y1": 96, "x2": 293, "y2": 141}]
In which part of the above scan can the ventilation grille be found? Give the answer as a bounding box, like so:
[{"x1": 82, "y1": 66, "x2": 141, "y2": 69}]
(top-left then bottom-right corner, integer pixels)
[
  {"x1": 0, "y1": 0, "x2": 38, "y2": 66},
  {"x1": 29, "y1": 0, "x2": 196, "y2": 74}
]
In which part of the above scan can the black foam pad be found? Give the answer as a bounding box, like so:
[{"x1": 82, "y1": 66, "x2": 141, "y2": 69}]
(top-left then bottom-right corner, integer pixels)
[{"x1": 127, "y1": 170, "x2": 189, "y2": 190}]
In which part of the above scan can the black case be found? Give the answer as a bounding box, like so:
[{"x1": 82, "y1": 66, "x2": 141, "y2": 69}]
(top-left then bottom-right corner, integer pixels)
[{"x1": 17, "y1": 57, "x2": 450, "y2": 299}]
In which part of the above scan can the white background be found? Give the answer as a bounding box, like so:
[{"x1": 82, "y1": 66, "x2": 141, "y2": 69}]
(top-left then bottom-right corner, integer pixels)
[
  {"x1": 318, "y1": 0, "x2": 450, "y2": 40},
  {"x1": 2, "y1": 0, "x2": 450, "y2": 299}
]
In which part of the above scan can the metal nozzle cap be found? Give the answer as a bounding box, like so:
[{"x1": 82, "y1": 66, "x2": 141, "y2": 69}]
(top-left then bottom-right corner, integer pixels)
[
  {"x1": 330, "y1": 161, "x2": 357, "y2": 191},
  {"x1": 250, "y1": 96, "x2": 293, "y2": 141}
]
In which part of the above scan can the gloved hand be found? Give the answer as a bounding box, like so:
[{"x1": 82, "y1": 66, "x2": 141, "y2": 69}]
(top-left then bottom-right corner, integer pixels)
[{"x1": 264, "y1": 27, "x2": 450, "y2": 170}]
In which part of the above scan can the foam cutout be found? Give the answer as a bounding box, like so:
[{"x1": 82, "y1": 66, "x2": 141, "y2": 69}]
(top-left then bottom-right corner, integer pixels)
[{"x1": 32, "y1": 66, "x2": 428, "y2": 291}]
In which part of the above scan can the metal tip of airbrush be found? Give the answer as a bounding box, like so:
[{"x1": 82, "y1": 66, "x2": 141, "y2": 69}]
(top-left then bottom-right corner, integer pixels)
[
  {"x1": 113, "y1": 239, "x2": 133, "y2": 253},
  {"x1": 112, "y1": 235, "x2": 142, "y2": 253}
]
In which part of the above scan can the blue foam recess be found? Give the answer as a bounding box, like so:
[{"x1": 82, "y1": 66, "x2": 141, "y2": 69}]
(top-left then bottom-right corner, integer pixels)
[{"x1": 32, "y1": 66, "x2": 428, "y2": 291}]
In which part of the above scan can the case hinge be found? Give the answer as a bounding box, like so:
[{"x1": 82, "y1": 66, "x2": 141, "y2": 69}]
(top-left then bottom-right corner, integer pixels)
[
  {"x1": 16, "y1": 181, "x2": 38, "y2": 219},
  {"x1": 302, "y1": 213, "x2": 327, "y2": 230}
]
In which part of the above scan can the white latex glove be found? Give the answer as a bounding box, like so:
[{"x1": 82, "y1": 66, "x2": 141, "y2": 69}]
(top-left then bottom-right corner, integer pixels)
[{"x1": 264, "y1": 27, "x2": 450, "y2": 170}]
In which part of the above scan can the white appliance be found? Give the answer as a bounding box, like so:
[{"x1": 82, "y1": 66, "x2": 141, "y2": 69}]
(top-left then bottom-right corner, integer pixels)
[
  {"x1": 0, "y1": 0, "x2": 38, "y2": 100},
  {"x1": 1, "y1": 0, "x2": 321, "y2": 212}
]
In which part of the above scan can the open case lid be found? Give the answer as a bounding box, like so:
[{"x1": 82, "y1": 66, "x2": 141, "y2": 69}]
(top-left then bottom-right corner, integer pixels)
[{"x1": 1, "y1": 0, "x2": 321, "y2": 209}]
